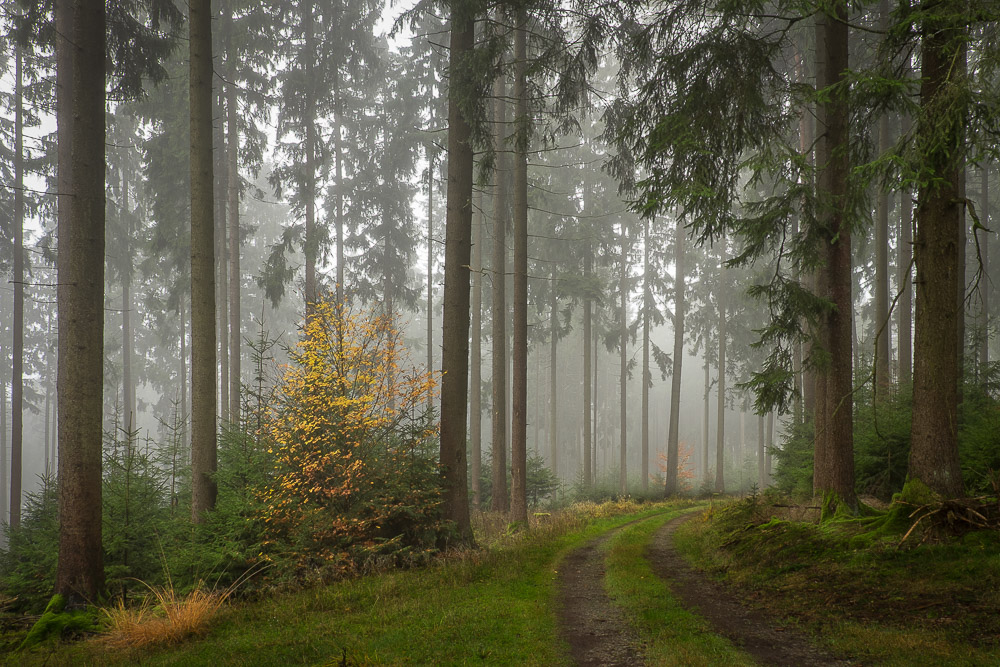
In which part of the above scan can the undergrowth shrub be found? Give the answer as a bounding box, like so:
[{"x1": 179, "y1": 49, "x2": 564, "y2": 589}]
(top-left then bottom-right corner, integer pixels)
[{"x1": 258, "y1": 299, "x2": 449, "y2": 582}]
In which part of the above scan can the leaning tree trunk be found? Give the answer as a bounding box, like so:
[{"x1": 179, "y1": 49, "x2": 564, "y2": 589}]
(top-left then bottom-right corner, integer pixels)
[
  {"x1": 438, "y1": 0, "x2": 476, "y2": 542},
  {"x1": 55, "y1": 0, "x2": 106, "y2": 601},
  {"x1": 490, "y1": 76, "x2": 509, "y2": 513},
  {"x1": 812, "y1": 3, "x2": 856, "y2": 509},
  {"x1": 10, "y1": 44, "x2": 24, "y2": 527},
  {"x1": 665, "y1": 216, "x2": 685, "y2": 495},
  {"x1": 510, "y1": 12, "x2": 529, "y2": 523},
  {"x1": 190, "y1": 0, "x2": 218, "y2": 521},
  {"x1": 909, "y1": 2, "x2": 966, "y2": 498}
]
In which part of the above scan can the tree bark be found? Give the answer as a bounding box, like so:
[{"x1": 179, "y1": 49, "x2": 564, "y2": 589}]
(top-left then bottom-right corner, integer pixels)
[
  {"x1": 471, "y1": 182, "x2": 483, "y2": 508},
  {"x1": 55, "y1": 0, "x2": 106, "y2": 601},
  {"x1": 427, "y1": 149, "x2": 435, "y2": 410},
  {"x1": 874, "y1": 0, "x2": 891, "y2": 397},
  {"x1": 439, "y1": 1, "x2": 475, "y2": 541},
  {"x1": 303, "y1": 0, "x2": 318, "y2": 313},
  {"x1": 702, "y1": 358, "x2": 710, "y2": 484},
  {"x1": 216, "y1": 87, "x2": 229, "y2": 425},
  {"x1": 11, "y1": 44, "x2": 24, "y2": 527},
  {"x1": 812, "y1": 3, "x2": 856, "y2": 508},
  {"x1": 757, "y1": 413, "x2": 765, "y2": 489},
  {"x1": 510, "y1": 12, "x2": 528, "y2": 523},
  {"x1": 980, "y1": 164, "x2": 990, "y2": 377},
  {"x1": 190, "y1": 0, "x2": 218, "y2": 521},
  {"x1": 226, "y1": 39, "x2": 241, "y2": 425},
  {"x1": 549, "y1": 274, "x2": 558, "y2": 478},
  {"x1": 122, "y1": 170, "x2": 136, "y2": 434},
  {"x1": 714, "y1": 253, "x2": 726, "y2": 493},
  {"x1": 583, "y1": 251, "x2": 593, "y2": 488},
  {"x1": 899, "y1": 137, "x2": 914, "y2": 383},
  {"x1": 665, "y1": 216, "x2": 684, "y2": 495},
  {"x1": 619, "y1": 224, "x2": 629, "y2": 494},
  {"x1": 909, "y1": 2, "x2": 965, "y2": 497},
  {"x1": 641, "y1": 218, "x2": 650, "y2": 492},
  {"x1": 490, "y1": 76, "x2": 508, "y2": 512}
]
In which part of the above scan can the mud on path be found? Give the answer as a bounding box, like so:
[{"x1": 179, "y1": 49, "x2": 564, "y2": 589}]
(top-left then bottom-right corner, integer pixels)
[
  {"x1": 556, "y1": 518, "x2": 647, "y2": 666},
  {"x1": 647, "y1": 512, "x2": 851, "y2": 666}
]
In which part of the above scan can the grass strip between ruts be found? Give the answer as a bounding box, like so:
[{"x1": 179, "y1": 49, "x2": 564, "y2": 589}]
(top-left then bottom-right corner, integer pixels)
[{"x1": 602, "y1": 509, "x2": 755, "y2": 667}]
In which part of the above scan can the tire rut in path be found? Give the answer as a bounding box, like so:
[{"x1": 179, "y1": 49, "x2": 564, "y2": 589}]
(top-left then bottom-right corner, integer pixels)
[
  {"x1": 557, "y1": 519, "x2": 646, "y2": 667},
  {"x1": 648, "y1": 512, "x2": 852, "y2": 667}
]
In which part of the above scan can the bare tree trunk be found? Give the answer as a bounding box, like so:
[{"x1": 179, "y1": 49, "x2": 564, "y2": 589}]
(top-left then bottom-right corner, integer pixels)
[
  {"x1": 665, "y1": 217, "x2": 684, "y2": 495},
  {"x1": 438, "y1": 1, "x2": 476, "y2": 542},
  {"x1": 874, "y1": 0, "x2": 891, "y2": 397},
  {"x1": 549, "y1": 275, "x2": 558, "y2": 478},
  {"x1": 55, "y1": 0, "x2": 106, "y2": 601},
  {"x1": 757, "y1": 413, "x2": 765, "y2": 489},
  {"x1": 619, "y1": 224, "x2": 629, "y2": 494},
  {"x1": 1, "y1": 374, "x2": 6, "y2": 525},
  {"x1": 510, "y1": 12, "x2": 528, "y2": 523},
  {"x1": 583, "y1": 251, "x2": 592, "y2": 488},
  {"x1": 490, "y1": 76, "x2": 508, "y2": 513},
  {"x1": 122, "y1": 172, "x2": 136, "y2": 434},
  {"x1": 714, "y1": 261, "x2": 726, "y2": 493},
  {"x1": 899, "y1": 165, "x2": 914, "y2": 383},
  {"x1": 10, "y1": 44, "x2": 24, "y2": 527},
  {"x1": 910, "y1": 2, "x2": 965, "y2": 497},
  {"x1": 812, "y1": 3, "x2": 856, "y2": 509},
  {"x1": 303, "y1": 0, "x2": 318, "y2": 313},
  {"x1": 216, "y1": 86, "x2": 229, "y2": 424},
  {"x1": 641, "y1": 218, "x2": 650, "y2": 492},
  {"x1": 180, "y1": 293, "x2": 188, "y2": 450},
  {"x1": 702, "y1": 358, "x2": 710, "y2": 484},
  {"x1": 226, "y1": 39, "x2": 241, "y2": 425},
  {"x1": 980, "y1": 164, "x2": 991, "y2": 377},
  {"x1": 190, "y1": 0, "x2": 218, "y2": 521},
  {"x1": 471, "y1": 184, "x2": 483, "y2": 508},
  {"x1": 427, "y1": 149, "x2": 435, "y2": 410},
  {"x1": 766, "y1": 411, "x2": 774, "y2": 483}
]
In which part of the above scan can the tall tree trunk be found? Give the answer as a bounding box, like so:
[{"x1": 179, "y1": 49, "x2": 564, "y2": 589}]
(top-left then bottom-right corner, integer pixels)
[
  {"x1": 226, "y1": 40, "x2": 241, "y2": 425},
  {"x1": 180, "y1": 293, "x2": 188, "y2": 450},
  {"x1": 980, "y1": 164, "x2": 990, "y2": 377},
  {"x1": 427, "y1": 149, "x2": 435, "y2": 410},
  {"x1": 44, "y1": 313, "x2": 53, "y2": 476},
  {"x1": 619, "y1": 224, "x2": 629, "y2": 494},
  {"x1": 190, "y1": 0, "x2": 218, "y2": 521},
  {"x1": 510, "y1": 13, "x2": 528, "y2": 523},
  {"x1": 55, "y1": 0, "x2": 106, "y2": 601},
  {"x1": 702, "y1": 358, "x2": 710, "y2": 484},
  {"x1": 910, "y1": 2, "x2": 966, "y2": 497},
  {"x1": 641, "y1": 218, "x2": 650, "y2": 492},
  {"x1": 583, "y1": 251, "x2": 592, "y2": 488},
  {"x1": 874, "y1": 0, "x2": 891, "y2": 397},
  {"x1": 1, "y1": 374, "x2": 6, "y2": 526},
  {"x1": 10, "y1": 44, "x2": 24, "y2": 527},
  {"x1": 439, "y1": 1, "x2": 475, "y2": 541},
  {"x1": 549, "y1": 274, "x2": 558, "y2": 478},
  {"x1": 334, "y1": 80, "x2": 345, "y2": 305},
  {"x1": 665, "y1": 217, "x2": 684, "y2": 495},
  {"x1": 714, "y1": 258, "x2": 726, "y2": 493},
  {"x1": 757, "y1": 413, "x2": 765, "y2": 489},
  {"x1": 899, "y1": 156, "x2": 914, "y2": 383},
  {"x1": 490, "y1": 76, "x2": 508, "y2": 513},
  {"x1": 303, "y1": 0, "x2": 318, "y2": 313},
  {"x1": 216, "y1": 88, "x2": 229, "y2": 424},
  {"x1": 812, "y1": 3, "x2": 856, "y2": 508},
  {"x1": 471, "y1": 181, "x2": 483, "y2": 508},
  {"x1": 121, "y1": 171, "x2": 136, "y2": 434},
  {"x1": 593, "y1": 325, "x2": 598, "y2": 484},
  {"x1": 766, "y1": 411, "x2": 774, "y2": 482}
]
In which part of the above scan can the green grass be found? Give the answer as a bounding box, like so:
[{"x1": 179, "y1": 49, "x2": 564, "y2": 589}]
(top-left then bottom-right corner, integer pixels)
[
  {"x1": 10, "y1": 501, "x2": 690, "y2": 666},
  {"x1": 673, "y1": 498, "x2": 1000, "y2": 666},
  {"x1": 602, "y1": 510, "x2": 754, "y2": 667}
]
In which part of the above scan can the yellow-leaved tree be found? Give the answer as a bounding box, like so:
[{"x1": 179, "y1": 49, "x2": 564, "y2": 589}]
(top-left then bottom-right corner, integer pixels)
[{"x1": 261, "y1": 299, "x2": 447, "y2": 579}]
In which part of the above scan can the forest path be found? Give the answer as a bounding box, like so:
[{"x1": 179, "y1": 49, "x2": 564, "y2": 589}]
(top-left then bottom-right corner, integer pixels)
[
  {"x1": 556, "y1": 517, "x2": 646, "y2": 666},
  {"x1": 646, "y1": 512, "x2": 851, "y2": 666}
]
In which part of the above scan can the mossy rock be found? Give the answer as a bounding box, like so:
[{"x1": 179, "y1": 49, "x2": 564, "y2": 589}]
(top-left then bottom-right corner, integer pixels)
[{"x1": 18, "y1": 594, "x2": 101, "y2": 651}]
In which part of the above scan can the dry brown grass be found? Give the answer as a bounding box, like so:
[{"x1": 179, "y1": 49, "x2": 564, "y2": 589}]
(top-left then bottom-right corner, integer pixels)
[{"x1": 98, "y1": 583, "x2": 232, "y2": 650}]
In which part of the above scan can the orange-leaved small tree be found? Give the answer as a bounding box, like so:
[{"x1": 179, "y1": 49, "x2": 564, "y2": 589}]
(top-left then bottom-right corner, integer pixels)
[
  {"x1": 261, "y1": 299, "x2": 446, "y2": 578},
  {"x1": 657, "y1": 442, "x2": 695, "y2": 493}
]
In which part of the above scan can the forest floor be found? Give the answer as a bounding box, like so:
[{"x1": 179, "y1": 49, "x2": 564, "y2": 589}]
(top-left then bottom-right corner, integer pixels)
[{"x1": 7, "y1": 497, "x2": 1000, "y2": 665}]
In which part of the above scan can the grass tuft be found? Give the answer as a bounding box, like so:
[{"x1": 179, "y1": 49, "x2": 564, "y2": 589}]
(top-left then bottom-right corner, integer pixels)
[{"x1": 99, "y1": 583, "x2": 231, "y2": 650}]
